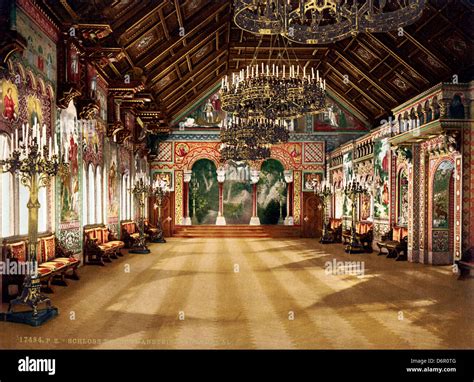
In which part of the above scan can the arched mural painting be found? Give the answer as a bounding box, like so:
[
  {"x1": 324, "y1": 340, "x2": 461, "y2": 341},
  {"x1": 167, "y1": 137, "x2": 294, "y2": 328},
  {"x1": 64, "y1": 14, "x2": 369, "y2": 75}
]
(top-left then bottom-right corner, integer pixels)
[
  {"x1": 258, "y1": 159, "x2": 287, "y2": 225},
  {"x1": 189, "y1": 159, "x2": 218, "y2": 225}
]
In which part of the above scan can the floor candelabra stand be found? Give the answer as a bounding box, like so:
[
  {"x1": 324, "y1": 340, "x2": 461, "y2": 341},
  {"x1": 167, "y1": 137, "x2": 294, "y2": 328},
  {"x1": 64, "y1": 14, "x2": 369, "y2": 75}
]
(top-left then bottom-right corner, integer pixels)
[
  {"x1": 315, "y1": 181, "x2": 334, "y2": 244},
  {"x1": 129, "y1": 176, "x2": 151, "y2": 254},
  {"x1": 344, "y1": 181, "x2": 368, "y2": 254},
  {"x1": 150, "y1": 178, "x2": 169, "y2": 243},
  {"x1": 0, "y1": 122, "x2": 65, "y2": 326}
]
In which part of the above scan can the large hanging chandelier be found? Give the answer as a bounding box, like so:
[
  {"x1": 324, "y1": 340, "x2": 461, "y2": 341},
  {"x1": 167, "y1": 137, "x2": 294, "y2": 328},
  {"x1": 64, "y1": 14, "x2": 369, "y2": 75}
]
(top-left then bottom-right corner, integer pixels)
[
  {"x1": 222, "y1": 62, "x2": 325, "y2": 120},
  {"x1": 234, "y1": 0, "x2": 426, "y2": 45}
]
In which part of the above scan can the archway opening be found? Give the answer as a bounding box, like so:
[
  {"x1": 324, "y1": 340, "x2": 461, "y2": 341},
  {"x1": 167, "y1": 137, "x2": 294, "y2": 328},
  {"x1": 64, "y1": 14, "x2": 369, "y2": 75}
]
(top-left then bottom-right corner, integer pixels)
[
  {"x1": 257, "y1": 159, "x2": 287, "y2": 225},
  {"x1": 189, "y1": 159, "x2": 218, "y2": 225},
  {"x1": 223, "y1": 161, "x2": 252, "y2": 224}
]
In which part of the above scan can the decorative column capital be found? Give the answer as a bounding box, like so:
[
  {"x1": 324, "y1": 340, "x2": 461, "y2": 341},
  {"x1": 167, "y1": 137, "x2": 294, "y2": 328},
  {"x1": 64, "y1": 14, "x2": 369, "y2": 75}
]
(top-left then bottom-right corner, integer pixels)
[
  {"x1": 283, "y1": 169, "x2": 293, "y2": 183},
  {"x1": 216, "y1": 167, "x2": 226, "y2": 183},
  {"x1": 250, "y1": 169, "x2": 260, "y2": 184},
  {"x1": 183, "y1": 169, "x2": 192, "y2": 183}
]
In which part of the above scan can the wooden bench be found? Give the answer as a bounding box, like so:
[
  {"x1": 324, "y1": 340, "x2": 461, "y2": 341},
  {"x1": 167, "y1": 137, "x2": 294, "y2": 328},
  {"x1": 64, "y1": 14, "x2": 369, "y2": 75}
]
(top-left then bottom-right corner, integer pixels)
[
  {"x1": 342, "y1": 222, "x2": 374, "y2": 252},
  {"x1": 121, "y1": 220, "x2": 140, "y2": 248},
  {"x1": 84, "y1": 224, "x2": 124, "y2": 265},
  {"x1": 456, "y1": 247, "x2": 474, "y2": 279},
  {"x1": 327, "y1": 218, "x2": 343, "y2": 243},
  {"x1": 376, "y1": 226, "x2": 408, "y2": 261},
  {"x1": 2, "y1": 233, "x2": 80, "y2": 301},
  {"x1": 144, "y1": 219, "x2": 165, "y2": 243}
]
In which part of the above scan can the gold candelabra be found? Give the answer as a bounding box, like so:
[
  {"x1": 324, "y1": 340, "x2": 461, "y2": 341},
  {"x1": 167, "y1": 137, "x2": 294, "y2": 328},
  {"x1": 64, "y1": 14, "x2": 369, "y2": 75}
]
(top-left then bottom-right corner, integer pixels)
[
  {"x1": 0, "y1": 122, "x2": 66, "y2": 326},
  {"x1": 129, "y1": 176, "x2": 151, "y2": 254},
  {"x1": 149, "y1": 178, "x2": 169, "y2": 243},
  {"x1": 343, "y1": 181, "x2": 368, "y2": 254}
]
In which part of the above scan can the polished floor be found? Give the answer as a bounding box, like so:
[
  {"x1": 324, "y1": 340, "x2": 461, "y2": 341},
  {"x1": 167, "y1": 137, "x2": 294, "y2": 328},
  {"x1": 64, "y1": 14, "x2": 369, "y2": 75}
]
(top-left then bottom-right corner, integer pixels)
[{"x1": 1, "y1": 238, "x2": 472, "y2": 349}]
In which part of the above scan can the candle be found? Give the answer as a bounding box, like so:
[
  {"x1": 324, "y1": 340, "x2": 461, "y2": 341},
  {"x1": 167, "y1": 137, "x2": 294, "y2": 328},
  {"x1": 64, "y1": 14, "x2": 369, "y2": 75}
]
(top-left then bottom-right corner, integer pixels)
[
  {"x1": 311, "y1": 67, "x2": 315, "y2": 79},
  {"x1": 317, "y1": 69, "x2": 319, "y2": 82},
  {"x1": 15, "y1": 127, "x2": 18, "y2": 150},
  {"x1": 283, "y1": 65, "x2": 285, "y2": 77}
]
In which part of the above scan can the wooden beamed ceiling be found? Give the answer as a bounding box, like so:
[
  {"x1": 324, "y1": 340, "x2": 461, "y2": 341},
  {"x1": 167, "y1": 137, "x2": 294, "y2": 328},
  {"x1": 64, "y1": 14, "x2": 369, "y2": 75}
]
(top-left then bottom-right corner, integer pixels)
[{"x1": 41, "y1": 0, "x2": 473, "y2": 126}]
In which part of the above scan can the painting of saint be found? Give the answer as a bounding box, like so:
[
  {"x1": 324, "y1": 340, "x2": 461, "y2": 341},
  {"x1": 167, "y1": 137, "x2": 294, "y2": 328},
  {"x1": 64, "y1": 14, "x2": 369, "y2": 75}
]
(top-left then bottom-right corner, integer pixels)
[
  {"x1": 59, "y1": 102, "x2": 80, "y2": 222},
  {"x1": 108, "y1": 160, "x2": 119, "y2": 218},
  {"x1": 1, "y1": 81, "x2": 19, "y2": 122},
  {"x1": 303, "y1": 172, "x2": 321, "y2": 192},
  {"x1": 373, "y1": 138, "x2": 390, "y2": 218},
  {"x1": 27, "y1": 96, "x2": 43, "y2": 128}
]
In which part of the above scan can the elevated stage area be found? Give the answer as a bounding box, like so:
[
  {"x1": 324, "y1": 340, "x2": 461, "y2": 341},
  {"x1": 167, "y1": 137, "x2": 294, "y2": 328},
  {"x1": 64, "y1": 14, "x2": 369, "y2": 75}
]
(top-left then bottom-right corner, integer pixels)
[{"x1": 173, "y1": 225, "x2": 301, "y2": 238}]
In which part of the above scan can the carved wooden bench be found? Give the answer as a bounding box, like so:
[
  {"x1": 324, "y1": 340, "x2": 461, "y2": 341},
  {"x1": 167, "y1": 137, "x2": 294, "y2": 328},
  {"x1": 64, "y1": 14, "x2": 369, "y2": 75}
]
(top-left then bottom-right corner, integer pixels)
[
  {"x1": 342, "y1": 222, "x2": 373, "y2": 252},
  {"x1": 84, "y1": 225, "x2": 124, "y2": 266},
  {"x1": 327, "y1": 218, "x2": 343, "y2": 243},
  {"x1": 120, "y1": 220, "x2": 140, "y2": 248},
  {"x1": 376, "y1": 226, "x2": 408, "y2": 261},
  {"x1": 144, "y1": 219, "x2": 165, "y2": 243},
  {"x1": 2, "y1": 233, "x2": 80, "y2": 301}
]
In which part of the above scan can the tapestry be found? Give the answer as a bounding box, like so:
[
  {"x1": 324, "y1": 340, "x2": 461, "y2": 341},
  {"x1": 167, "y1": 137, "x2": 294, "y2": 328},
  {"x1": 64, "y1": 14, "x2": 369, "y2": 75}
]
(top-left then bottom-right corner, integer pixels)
[
  {"x1": 223, "y1": 162, "x2": 252, "y2": 224},
  {"x1": 189, "y1": 159, "x2": 219, "y2": 224},
  {"x1": 374, "y1": 138, "x2": 390, "y2": 218},
  {"x1": 432, "y1": 160, "x2": 454, "y2": 229},
  {"x1": 257, "y1": 159, "x2": 287, "y2": 225}
]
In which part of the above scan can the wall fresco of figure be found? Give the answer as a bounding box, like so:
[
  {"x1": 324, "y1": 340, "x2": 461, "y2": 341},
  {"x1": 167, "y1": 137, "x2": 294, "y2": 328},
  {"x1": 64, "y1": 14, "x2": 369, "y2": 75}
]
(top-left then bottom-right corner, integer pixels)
[
  {"x1": 0, "y1": 80, "x2": 20, "y2": 122},
  {"x1": 59, "y1": 101, "x2": 80, "y2": 223},
  {"x1": 373, "y1": 138, "x2": 390, "y2": 219}
]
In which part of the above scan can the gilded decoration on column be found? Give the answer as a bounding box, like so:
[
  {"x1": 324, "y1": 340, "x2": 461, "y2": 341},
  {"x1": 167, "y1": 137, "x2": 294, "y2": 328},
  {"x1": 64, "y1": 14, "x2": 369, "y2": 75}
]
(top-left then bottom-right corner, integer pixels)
[
  {"x1": 293, "y1": 170, "x2": 301, "y2": 225},
  {"x1": 175, "y1": 170, "x2": 183, "y2": 225}
]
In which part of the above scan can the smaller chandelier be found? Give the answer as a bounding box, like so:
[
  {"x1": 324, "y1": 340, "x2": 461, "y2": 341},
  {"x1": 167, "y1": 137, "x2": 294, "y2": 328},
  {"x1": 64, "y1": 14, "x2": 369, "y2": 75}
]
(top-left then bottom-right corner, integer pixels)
[{"x1": 220, "y1": 117, "x2": 290, "y2": 162}]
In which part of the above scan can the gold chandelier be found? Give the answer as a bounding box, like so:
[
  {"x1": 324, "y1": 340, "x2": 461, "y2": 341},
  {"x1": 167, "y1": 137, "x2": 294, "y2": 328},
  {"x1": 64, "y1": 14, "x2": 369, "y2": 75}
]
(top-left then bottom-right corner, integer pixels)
[{"x1": 234, "y1": 0, "x2": 426, "y2": 44}]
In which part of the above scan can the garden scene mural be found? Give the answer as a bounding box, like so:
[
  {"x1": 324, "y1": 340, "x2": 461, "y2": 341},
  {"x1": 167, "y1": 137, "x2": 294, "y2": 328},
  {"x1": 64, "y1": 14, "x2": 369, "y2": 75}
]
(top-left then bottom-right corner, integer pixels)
[
  {"x1": 189, "y1": 159, "x2": 219, "y2": 224},
  {"x1": 432, "y1": 160, "x2": 454, "y2": 229},
  {"x1": 257, "y1": 159, "x2": 287, "y2": 225},
  {"x1": 223, "y1": 161, "x2": 252, "y2": 225}
]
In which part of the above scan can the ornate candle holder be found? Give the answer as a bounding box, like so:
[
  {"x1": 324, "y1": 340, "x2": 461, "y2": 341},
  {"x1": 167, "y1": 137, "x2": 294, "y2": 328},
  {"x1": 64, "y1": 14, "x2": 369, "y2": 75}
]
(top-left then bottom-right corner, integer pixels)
[
  {"x1": 0, "y1": 122, "x2": 66, "y2": 326},
  {"x1": 313, "y1": 180, "x2": 333, "y2": 244},
  {"x1": 150, "y1": 178, "x2": 169, "y2": 243},
  {"x1": 129, "y1": 176, "x2": 151, "y2": 254},
  {"x1": 343, "y1": 181, "x2": 368, "y2": 254}
]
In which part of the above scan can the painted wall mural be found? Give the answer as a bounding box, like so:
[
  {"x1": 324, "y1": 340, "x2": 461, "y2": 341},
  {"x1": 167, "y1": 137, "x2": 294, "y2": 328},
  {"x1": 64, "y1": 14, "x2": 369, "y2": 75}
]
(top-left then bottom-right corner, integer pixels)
[
  {"x1": 342, "y1": 152, "x2": 353, "y2": 216},
  {"x1": 432, "y1": 160, "x2": 454, "y2": 229},
  {"x1": 189, "y1": 159, "x2": 219, "y2": 224},
  {"x1": 107, "y1": 145, "x2": 119, "y2": 220},
  {"x1": 179, "y1": 90, "x2": 225, "y2": 128},
  {"x1": 373, "y1": 138, "x2": 390, "y2": 219},
  {"x1": 16, "y1": 8, "x2": 57, "y2": 84},
  {"x1": 223, "y1": 162, "x2": 252, "y2": 224},
  {"x1": 257, "y1": 159, "x2": 287, "y2": 225},
  {"x1": 313, "y1": 97, "x2": 366, "y2": 131},
  {"x1": 0, "y1": 80, "x2": 20, "y2": 122},
  {"x1": 59, "y1": 101, "x2": 80, "y2": 223},
  {"x1": 398, "y1": 169, "x2": 409, "y2": 226}
]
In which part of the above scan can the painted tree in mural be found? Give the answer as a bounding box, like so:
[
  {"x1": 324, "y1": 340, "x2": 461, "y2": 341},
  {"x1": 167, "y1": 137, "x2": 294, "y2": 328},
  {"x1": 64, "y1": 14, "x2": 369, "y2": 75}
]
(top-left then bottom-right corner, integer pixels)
[
  {"x1": 373, "y1": 139, "x2": 390, "y2": 219},
  {"x1": 223, "y1": 161, "x2": 252, "y2": 224},
  {"x1": 432, "y1": 161, "x2": 454, "y2": 229},
  {"x1": 258, "y1": 159, "x2": 287, "y2": 225},
  {"x1": 189, "y1": 159, "x2": 218, "y2": 224}
]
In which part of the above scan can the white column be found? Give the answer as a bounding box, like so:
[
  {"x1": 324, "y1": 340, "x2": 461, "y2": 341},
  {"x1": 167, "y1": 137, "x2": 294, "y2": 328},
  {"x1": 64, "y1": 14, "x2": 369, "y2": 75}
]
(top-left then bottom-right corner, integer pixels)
[
  {"x1": 183, "y1": 169, "x2": 192, "y2": 225},
  {"x1": 249, "y1": 169, "x2": 261, "y2": 225},
  {"x1": 284, "y1": 170, "x2": 294, "y2": 226},
  {"x1": 216, "y1": 167, "x2": 226, "y2": 225}
]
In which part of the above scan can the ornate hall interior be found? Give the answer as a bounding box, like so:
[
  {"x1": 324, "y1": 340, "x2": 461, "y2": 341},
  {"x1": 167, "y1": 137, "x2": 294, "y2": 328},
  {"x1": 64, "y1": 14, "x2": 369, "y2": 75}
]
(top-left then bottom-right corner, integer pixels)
[{"x1": 0, "y1": 0, "x2": 473, "y2": 350}]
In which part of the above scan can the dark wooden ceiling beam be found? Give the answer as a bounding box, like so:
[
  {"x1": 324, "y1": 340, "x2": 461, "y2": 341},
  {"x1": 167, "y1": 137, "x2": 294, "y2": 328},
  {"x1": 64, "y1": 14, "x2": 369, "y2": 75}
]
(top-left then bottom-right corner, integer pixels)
[
  {"x1": 163, "y1": 48, "x2": 228, "y2": 102},
  {"x1": 136, "y1": 1, "x2": 229, "y2": 70},
  {"x1": 148, "y1": 22, "x2": 229, "y2": 85},
  {"x1": 331, "y1": 50, "x2": 398, "y2": 104}
]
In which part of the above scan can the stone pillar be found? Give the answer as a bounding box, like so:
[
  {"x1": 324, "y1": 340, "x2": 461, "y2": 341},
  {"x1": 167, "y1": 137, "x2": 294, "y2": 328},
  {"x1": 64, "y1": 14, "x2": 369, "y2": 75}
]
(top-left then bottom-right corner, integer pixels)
[
  {"x1": 284, "y1": 170, "x2": 294, "y2": 225},
  {"x1": 250, "y1": 169, "x2": 260, "y2": 225},
  {"x1": 182, "y1": 170, "x2": 192, "y2": 225},
  {"x1": 216, "y1": 167, "x2": 226, "y2": 226}
]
